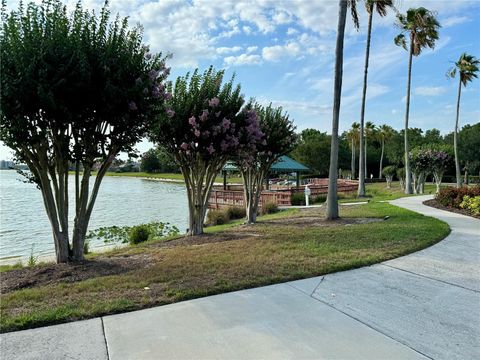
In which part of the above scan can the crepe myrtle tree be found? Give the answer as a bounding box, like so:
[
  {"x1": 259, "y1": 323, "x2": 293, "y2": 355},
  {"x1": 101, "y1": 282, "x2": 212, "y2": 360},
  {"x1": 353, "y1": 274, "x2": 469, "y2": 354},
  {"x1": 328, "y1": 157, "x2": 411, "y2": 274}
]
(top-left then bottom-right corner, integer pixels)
[
  {"x1": 150, "y1": 67, "x2": 263, "y2": 235},
  {"x1": 234, "y1": 104, "x2": 297, "y2": 224},
  {"x1": 426, "y1": 145, "x2": 453, "y2": 193},
  {"x1": 0, "y1": 0, "x2": 170, "y2": 263}
]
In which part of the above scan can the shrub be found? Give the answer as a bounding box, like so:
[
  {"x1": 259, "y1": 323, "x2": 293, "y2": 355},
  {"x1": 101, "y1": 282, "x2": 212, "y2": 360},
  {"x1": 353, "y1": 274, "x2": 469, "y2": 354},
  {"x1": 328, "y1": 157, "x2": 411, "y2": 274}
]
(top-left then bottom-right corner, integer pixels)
[
  {"x1": 87, "y1": 222, "x2": 179, "y2": 245},
  {"x1": 129, "y1": 225, "x2": 151, "y2": 244},
  {"x1": 313, "y1": 194, "x2": 327, "y2": 204},
  {"x1": 226, "y1": 206, "x2": 246, "y2": 220},
  {"x1": 382, "y1": 166, "x2": 397, "y2": 189},
  {"x1": 291, "y1": 193, "x2": 306, "y2": 206},
  {"x1": 206, "y1": 209, "x2": 230, "y2": 226},
  {"x1": 262, "y1": 202, "x2": 279, "y2": 215},
  {"x1": 436, "y1": 186, "x2": 480, "y2": 208},
  {"x1": 460, "y1": 195, "x2": 480, "y2": 216}
]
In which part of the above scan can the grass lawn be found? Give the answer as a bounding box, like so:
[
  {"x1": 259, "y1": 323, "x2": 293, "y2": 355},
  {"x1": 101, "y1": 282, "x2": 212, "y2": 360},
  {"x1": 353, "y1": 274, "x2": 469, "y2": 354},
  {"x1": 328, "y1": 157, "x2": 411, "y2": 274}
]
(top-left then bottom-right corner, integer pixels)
[
  {"x1": 0, "y1": 193, "x2": 449, "y2": 333},
  {"x1": 102, "y1": 171, "x2": 243, "y2": 184}
]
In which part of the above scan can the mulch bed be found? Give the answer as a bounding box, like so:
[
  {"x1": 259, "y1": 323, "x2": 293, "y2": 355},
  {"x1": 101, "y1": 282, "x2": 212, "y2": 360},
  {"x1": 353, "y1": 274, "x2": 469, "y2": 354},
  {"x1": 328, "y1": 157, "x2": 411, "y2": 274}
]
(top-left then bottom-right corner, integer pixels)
[{"x1": 423, "y1": 199, "x2": 479, "y2": 219}]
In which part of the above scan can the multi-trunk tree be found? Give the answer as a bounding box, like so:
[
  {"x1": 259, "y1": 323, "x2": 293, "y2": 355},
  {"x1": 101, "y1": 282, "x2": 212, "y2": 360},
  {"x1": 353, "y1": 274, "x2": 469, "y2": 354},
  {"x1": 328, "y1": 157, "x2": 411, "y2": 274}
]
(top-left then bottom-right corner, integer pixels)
[
  {"x1": 0, "y1": 1, "x2": 169, "y2": 263},
  {"x1": 149, "y1": 67, "x2": 262, "y2": 235},
  {"x1": 234, "y1": 104, "x2": 297, "y2": 224}
]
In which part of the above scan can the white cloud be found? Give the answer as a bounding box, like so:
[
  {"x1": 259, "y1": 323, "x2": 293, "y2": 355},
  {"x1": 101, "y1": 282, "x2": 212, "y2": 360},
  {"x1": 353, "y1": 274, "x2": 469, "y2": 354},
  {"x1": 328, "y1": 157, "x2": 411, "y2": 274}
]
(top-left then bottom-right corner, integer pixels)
[
  {"x1": 442, "y1": 16, "x2": 471, "y2": 27},
  {"x1": 224, "y1": 53, "x2": 262, "y2": 66},
  {"x1": 414, "y1": 86, "x2": 447, "y2": 96},
  {"x1": 286, "y1": 27, "x2": 299, "y2": 36},
  {"x1": 246, "y1": 46, "x2": 258, "y2": 54},
  {"x1": 262, "y1": 42, "x2": 301, "y2": 62},
  {"x1": 216, "y1": 46, "x2": 242, "y2": 54}
]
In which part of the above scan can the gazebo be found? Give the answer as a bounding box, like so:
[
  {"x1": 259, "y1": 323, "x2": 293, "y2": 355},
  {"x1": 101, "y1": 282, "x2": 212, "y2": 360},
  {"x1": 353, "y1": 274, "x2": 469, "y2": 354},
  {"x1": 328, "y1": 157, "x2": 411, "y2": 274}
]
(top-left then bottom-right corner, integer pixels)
[{"x1": 221, "y1": 155, "x2": 310, "y2": 190}]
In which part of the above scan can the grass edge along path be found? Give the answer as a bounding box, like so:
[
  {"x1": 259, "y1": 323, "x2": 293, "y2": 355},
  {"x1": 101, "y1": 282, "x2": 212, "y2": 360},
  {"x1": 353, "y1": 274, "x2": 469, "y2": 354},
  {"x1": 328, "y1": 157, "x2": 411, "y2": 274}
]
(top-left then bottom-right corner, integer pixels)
[{"x1": 0, "y1": 201, "x2": 449, "y2": 333}]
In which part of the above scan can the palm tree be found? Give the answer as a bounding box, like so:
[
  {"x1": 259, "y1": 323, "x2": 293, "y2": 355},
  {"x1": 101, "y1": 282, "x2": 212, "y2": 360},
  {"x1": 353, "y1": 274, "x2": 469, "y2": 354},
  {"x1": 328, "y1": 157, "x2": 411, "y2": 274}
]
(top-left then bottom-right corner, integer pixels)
[
  {"x1": 447, "y1": 53, "x2": 479, "y2": 187},
  {"x1": 326, "y1": 0, "x2": 359, "y2": 220},
  {"x1": 394, "y1": 7, "x2": 440, "y2": 194},
  {"x1": 358, "y1": 0, "x2": 395, "y2": 197},
  {"x1": 364, "y1": 121, "x2": 376, "y2": 178},
  {"x1": 378, "y1": 124, "x2": 394, "y2": 178},
  {"x1": 347, "y1": 122, "x2": 360, "y2": 179}
]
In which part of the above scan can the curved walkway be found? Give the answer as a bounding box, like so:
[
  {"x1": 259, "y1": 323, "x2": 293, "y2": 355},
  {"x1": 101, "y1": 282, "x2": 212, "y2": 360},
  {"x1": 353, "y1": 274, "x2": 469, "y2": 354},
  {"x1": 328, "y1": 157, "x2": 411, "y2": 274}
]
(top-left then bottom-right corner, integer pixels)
[{"x1": 2, "y1": 195, "x2": 479, "y2": 360}]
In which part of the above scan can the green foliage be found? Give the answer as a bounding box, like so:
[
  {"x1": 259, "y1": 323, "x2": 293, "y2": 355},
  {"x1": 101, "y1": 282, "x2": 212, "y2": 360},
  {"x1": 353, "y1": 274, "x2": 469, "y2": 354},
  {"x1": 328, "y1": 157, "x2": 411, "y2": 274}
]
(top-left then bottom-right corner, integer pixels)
[
  {"x1": 86, "y1": 222, "x2": 179, "y2": 245},
  {"x1": 394, "y1": 7, "x2": 440, "y2": 56},
  {"x1": 27, "y1": 245, "x2": 38, "y2": 267},
  {"x1": 291, "y1": 193, "x2": 306, "y2": 206},
  {"x1": 206, "y1": 209, "x2": 230, "y2": 226},
  {"x1": 460, "y1": 196, "x2": 480, "y2": 216},
  {"x1": 382, "y1": 165, "x2": 397, "y2": 178},
  {"x1": 435, "y1": 186, "x2": 480, "y2": 208},
  {"x1": 291, "y1": 129, "x2": 349, "y2": 176},
  {"x1": 0, "y1": 0, "x2": 170, "y2": 261},
  {"x1": 225, "y1": 207, "x2": 246, "y2": 220},
  {"x1": 129, "y1": 225, "x2": 150, "y2": 244},
  {"x1": 261, "y1": 202, "x2": 279, "y2": 215},
  {"x1": 140, "y1": 149, "x2": 162, "y2": 173},
  {"x1": 83, "y1": 240, "x2": 90, "y2": 255}
]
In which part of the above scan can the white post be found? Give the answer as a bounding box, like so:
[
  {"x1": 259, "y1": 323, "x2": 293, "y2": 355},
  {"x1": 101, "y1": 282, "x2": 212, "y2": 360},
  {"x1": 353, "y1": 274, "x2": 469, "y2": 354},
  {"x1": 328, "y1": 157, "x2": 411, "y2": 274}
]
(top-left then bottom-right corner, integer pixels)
[{"x1": 304, "y1": 185, "x2": 311, "y2": 207}]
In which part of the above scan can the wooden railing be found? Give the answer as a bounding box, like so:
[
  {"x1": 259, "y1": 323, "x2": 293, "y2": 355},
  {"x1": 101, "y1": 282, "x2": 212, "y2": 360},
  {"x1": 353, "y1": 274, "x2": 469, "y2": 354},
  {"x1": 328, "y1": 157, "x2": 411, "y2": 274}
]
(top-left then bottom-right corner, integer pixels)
[{"x1": 208, "y1": 179, "x2": 358, "y2": 209}]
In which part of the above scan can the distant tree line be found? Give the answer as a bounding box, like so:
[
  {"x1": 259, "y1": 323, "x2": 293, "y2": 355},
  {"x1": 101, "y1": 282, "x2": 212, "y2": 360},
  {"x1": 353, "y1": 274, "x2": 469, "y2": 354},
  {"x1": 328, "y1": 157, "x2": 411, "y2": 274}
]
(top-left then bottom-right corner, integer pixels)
[{"x1": 290, "y1": 123, "x2": 480, "y2": 181}]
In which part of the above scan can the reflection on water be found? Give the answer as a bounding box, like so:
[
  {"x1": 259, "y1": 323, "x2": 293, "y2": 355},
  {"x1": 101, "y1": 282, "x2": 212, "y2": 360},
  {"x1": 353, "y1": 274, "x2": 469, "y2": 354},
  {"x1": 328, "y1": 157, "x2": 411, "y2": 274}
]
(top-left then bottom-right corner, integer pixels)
[{"x1": 0, "y1": 171, "x2": 188, "y2": 258}]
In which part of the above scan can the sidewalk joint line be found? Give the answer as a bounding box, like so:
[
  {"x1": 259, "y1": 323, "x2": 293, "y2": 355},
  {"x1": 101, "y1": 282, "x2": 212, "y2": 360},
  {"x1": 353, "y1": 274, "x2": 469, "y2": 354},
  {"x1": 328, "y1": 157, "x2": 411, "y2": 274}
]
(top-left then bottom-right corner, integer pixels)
[
  {"x1": 380, "y1": 264, "x2": 480, "y2": 293},
  {"x1": 307, "y1": 293, "x2": 434, "y2": 360},
  {"x1": 101, "y1": 317, "x2": 110, "y2": 360}
]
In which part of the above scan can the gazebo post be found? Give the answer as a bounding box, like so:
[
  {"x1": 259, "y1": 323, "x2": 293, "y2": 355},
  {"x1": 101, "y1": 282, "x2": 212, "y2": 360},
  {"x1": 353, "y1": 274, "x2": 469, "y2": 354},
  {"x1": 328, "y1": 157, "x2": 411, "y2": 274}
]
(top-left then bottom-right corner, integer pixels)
[
  {"x1": 265, "y1": 172, "x2": 269, "y2": 190},
  {"x1": 296, "y1": 172, "x2": 300, "y2": 188},
  {"x1": 223, "y1": 170, "x2": 227, "y2": 190}
]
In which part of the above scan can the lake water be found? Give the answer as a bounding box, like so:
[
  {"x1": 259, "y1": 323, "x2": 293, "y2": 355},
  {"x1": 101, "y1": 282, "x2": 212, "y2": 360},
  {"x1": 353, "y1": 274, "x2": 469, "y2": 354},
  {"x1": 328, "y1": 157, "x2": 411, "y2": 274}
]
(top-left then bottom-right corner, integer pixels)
[{"x1": 0, "y1": 170, "x2": 188, "y2": 260}]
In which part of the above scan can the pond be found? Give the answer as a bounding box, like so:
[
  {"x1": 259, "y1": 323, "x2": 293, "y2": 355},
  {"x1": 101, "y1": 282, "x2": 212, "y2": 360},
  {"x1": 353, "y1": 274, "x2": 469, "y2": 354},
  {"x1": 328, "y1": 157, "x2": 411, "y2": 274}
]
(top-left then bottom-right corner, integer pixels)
[{"x1": 0, "y1": 170, "x2": 188, "y2": 260}]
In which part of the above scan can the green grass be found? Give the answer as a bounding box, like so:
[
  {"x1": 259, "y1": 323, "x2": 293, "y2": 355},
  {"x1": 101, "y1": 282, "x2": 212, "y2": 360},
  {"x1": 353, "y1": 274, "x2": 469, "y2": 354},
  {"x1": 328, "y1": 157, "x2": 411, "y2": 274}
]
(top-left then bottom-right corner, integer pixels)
[
  {"x1": 100, "y1": 171, "x2": 243, "y2": 184},
  {"x1": 0, "y1": 199, "x2": 449, "y2": 333},
  {"x1": 0, "y1": 262, "x2": 23, "y2": 272}
]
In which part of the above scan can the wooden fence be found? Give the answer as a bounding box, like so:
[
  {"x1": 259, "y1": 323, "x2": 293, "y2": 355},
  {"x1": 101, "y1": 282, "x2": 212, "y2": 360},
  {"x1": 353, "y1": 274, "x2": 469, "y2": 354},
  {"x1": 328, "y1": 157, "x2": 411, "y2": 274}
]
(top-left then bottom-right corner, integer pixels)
[{"x1": 208, "y1": 179, "x2": 358, "y2": 209}]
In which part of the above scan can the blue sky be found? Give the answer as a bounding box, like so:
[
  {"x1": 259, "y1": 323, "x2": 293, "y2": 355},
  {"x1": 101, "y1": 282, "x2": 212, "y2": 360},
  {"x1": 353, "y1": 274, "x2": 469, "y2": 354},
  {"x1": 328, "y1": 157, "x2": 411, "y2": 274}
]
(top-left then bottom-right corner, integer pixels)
[{"x1": 1, "y1": 0, "x2": 479, "y2": 159}]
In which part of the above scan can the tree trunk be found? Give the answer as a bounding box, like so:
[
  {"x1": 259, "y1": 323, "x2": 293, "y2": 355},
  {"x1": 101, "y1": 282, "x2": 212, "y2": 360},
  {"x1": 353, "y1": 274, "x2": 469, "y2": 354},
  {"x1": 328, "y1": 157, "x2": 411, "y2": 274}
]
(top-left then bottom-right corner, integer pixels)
[
  {"x1": 365, "y1": 136, "x2": 368, "y2": 178},
  {"x1": 379, "y1": 138, "x2": 384, "y2": 179},
  {"x1": 358, "y1": 10, "x2": 373, "y2": 197},
  {"x1": 404, "y1": 42, "x2": 414, "y2": 194},
  {"x1": 351, "y1": 140, "x2": 356, "y2": 180},
  {"x1": 326, "y1": 0, "x2": 347, "y2": 220},
  {"x1": 454, "y1": 77, "x2": 462, "y2": 188}
]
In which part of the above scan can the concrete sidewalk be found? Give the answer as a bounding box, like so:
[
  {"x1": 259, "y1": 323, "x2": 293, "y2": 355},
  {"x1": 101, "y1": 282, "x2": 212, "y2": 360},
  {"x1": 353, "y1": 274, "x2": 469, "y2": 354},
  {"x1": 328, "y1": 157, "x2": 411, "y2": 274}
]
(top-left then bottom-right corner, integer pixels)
[{"x1": 2, "y1": 195, "x2": 479, "y2": 359}]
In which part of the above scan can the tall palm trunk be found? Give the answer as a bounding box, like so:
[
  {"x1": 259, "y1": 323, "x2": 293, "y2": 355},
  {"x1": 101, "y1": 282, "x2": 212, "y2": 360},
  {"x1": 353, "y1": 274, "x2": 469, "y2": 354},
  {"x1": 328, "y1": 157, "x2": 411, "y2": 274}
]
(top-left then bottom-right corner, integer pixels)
[
  {"x1": 364, "y1": 135, "x2": 368, "y2": 178},
  {"x1": 358, "y1": 10, "x2": 372, "y2": 197},
  {"x1": 379, "y1": 137, "x2": 384, "y2": 178},
  {"x1": 454, "y1": 77, "x2": 462, "y2": 188},
  {"x1": 404, "y1": 41, "x2": 414, "y2": 194},
  {"x1": 326, "y1": 0, "x2": 347, "y2": 220},
  {"x1": 351, "y1": 140, "x2": 356, "y2": 179}
]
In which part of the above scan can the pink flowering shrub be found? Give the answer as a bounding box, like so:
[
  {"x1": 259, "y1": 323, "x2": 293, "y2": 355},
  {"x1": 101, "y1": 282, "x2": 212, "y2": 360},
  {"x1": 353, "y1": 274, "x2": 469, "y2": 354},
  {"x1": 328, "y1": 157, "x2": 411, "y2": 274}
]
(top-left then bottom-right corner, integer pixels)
[
  {"x1": 234, "y1": 103, "x2": 297, "y2": 223},
  {"x1": 149, "y1": 66, "x2": 263, "y2": 235}
]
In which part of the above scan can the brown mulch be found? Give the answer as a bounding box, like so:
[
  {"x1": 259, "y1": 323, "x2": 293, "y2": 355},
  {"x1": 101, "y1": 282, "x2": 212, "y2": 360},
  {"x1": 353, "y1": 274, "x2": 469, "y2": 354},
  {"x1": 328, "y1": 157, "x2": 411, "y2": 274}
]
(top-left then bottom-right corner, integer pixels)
[
  {"x1": 423, "y1": 199, "x2": 480, "y2": 219},
  {"x1": 0, "y1": 232, "x2": 254, "y2": 294},
  {"x1": 0, "y1": 254, "x2": 153, "y2": 294},
  {"x1": 264, "y1": 216, "x2": 384, "y2": 227}
]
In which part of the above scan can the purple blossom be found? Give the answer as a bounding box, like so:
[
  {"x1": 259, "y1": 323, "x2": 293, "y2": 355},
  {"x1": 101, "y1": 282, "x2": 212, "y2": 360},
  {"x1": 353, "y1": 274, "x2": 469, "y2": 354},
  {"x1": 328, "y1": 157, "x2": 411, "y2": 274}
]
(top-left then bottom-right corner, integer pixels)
[
  {"x1": 199, "y1": 109, "x2": 209, "y2": 122},
  {"x1": 180, "y1": 142, "x2": 189, "y2": 151},
  {"x1": 145, "y1": 53, "x2": 152, "y2": 60},
  {"x1": 221, "y1": 118, "x2": 231, "y2": 130},
  {"x1": 207, "y1": 145, "x2": 215, "y2": 154},
  {"x1": 128, "y1": 101, "x2": 137, "y2": 111},
  {"x1": 188, "y1": 116, "x2": 197, "y2": 126},
  {"x1": 220, "y1": 141, "x2": 229, "y2": 152},
  {"x1": 166, "y1": 109, "x2": 175, "y2": 118},
  {"x1": 152, "y1": 86, "x2": 161, "y2": 98},
  {"x1": 202, "y1": 130, "x2": 210, "y2": 138},
  {"x1": 164, "y1": 92, "x2": 173, "y2": 100},
  {"x1": 148, "y1": 69, "x2": 159, "y2": 81},
  {"x1": 194, "y1": 129, "x2": 201, "y2": 137},
  {"x1": 208, "y1": 97, "x2": 220, "y2": 107}
]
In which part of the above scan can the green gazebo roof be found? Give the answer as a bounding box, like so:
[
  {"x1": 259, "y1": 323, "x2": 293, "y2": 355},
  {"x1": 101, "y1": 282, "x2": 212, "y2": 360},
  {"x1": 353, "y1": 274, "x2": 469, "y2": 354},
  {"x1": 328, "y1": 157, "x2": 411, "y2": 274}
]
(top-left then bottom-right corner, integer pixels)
[{"x1": 223, "y1": 155, "x2": 309, "y2": 173}]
